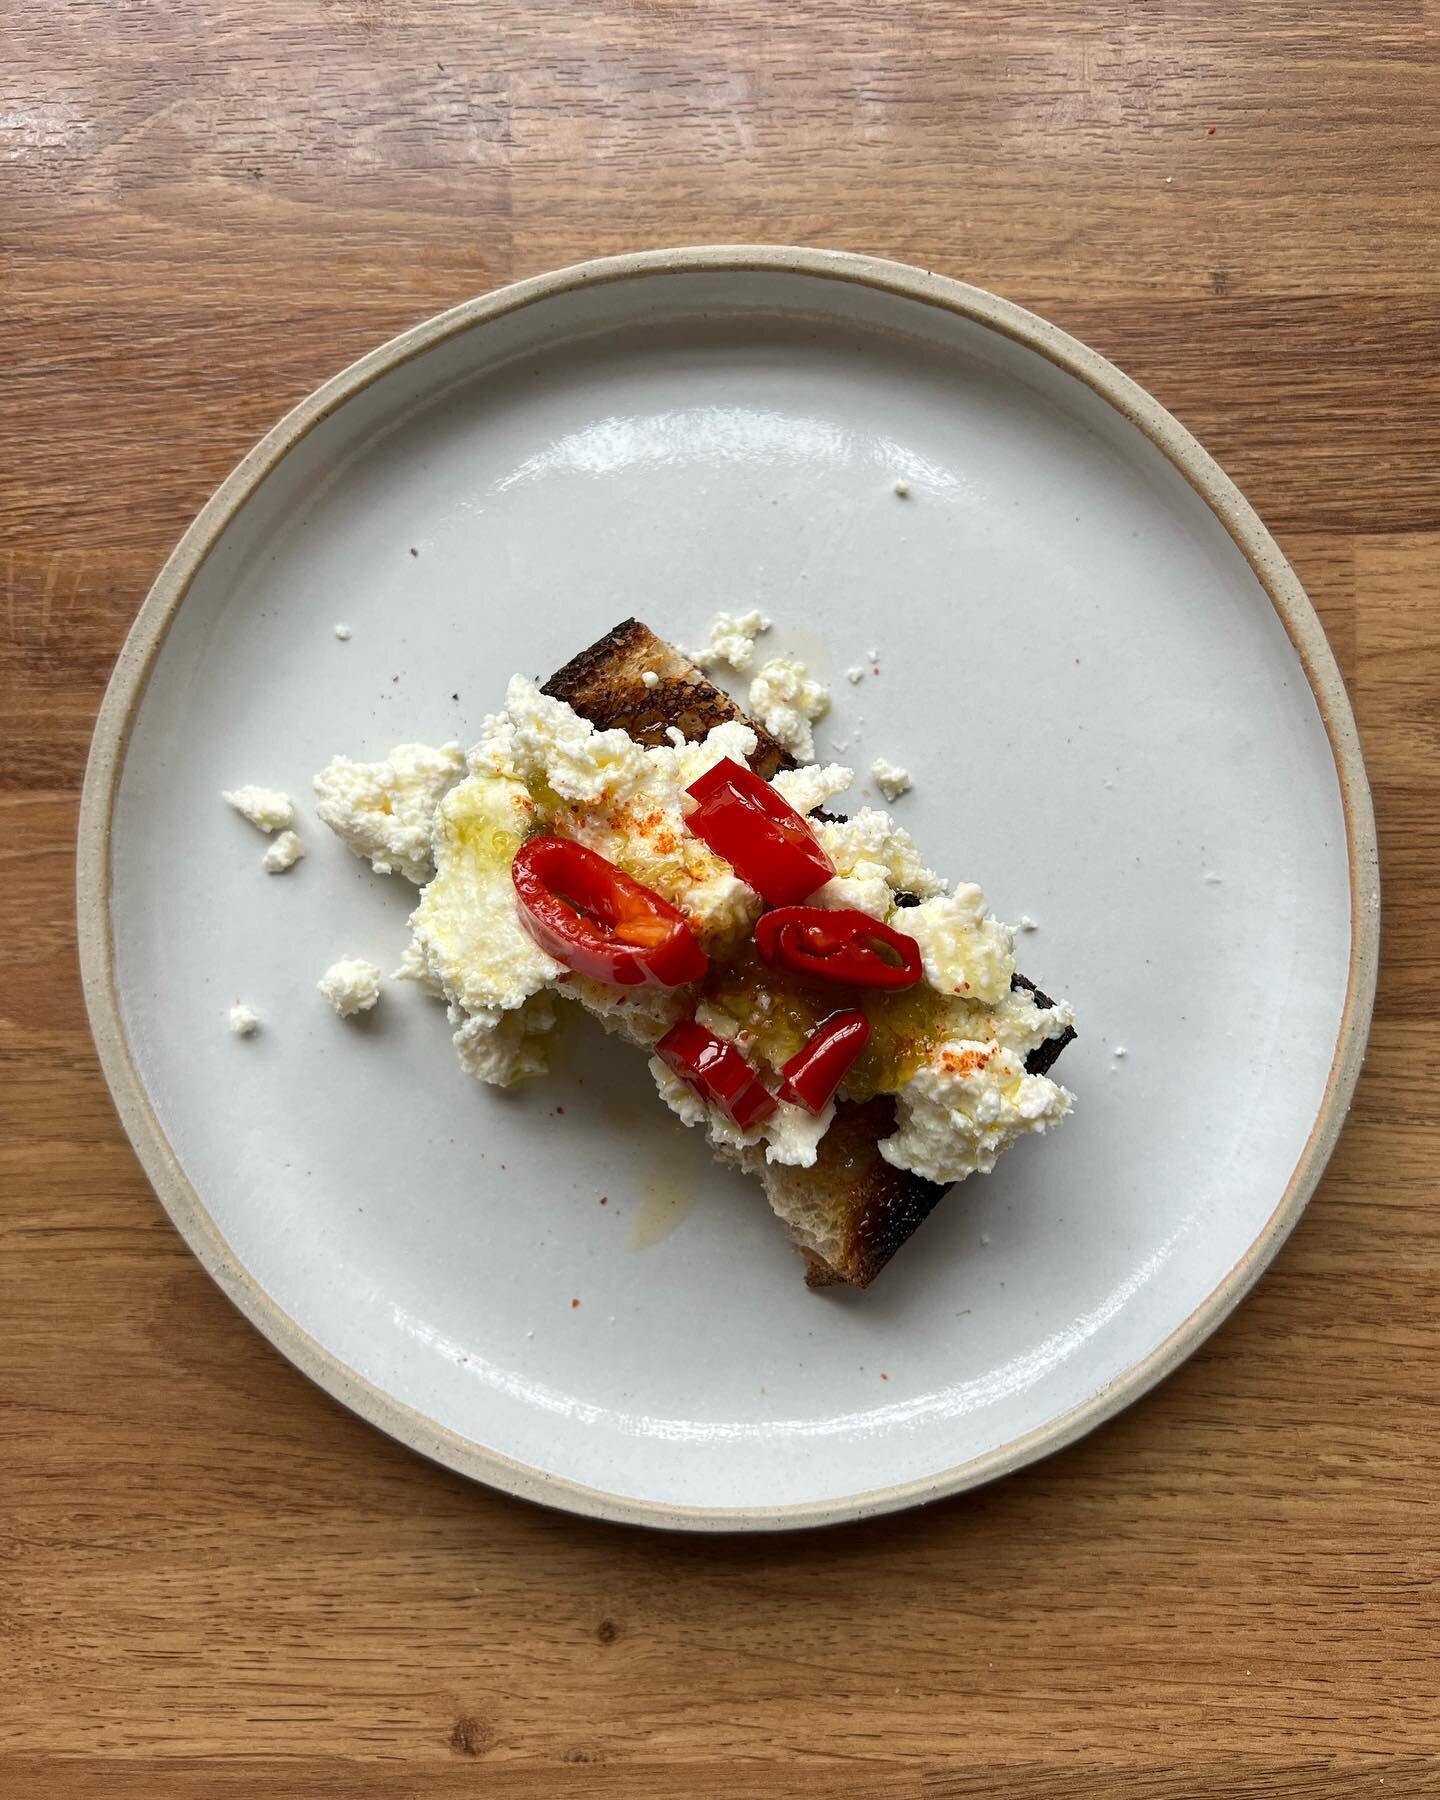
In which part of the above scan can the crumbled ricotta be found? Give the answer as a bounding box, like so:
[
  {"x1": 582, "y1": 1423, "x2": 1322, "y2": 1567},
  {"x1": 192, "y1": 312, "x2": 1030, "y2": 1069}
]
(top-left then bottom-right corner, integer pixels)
[
  {"x1": 334, "y1": 623, "x2": 352, "y2": 640},
  {"x1": 317, "y1": 957, "x2": 382, "y2": 1017},
  {"x1": 228, "y1": 1003, "x2": 260, "y2": 1037},
  {"x1": 871, "y1": 758, "x2": 912, "y2": 802},
  {"x1": 262, "y1": 829, "x2": 305, "y2": 873},
  {"x1": 641, "y1": 669, "x2": 660, "y2": 689},
  {"x1": 690, "y1": 608, "x2": 771, "y2": 673},
  {"x1": 224, "y1": 786, "x2": 295, "y2": 833},
  {"x1": 747, "y1": 655, "x2": 831, "y2": 761},
  {"x1": 845, "y1": 666, "x2": 865, "y2": 685},
  {"x1": 988, "y1": 983, "x2": 1076, "y2": 1059},
  {"x1": 881, "y1": 1041, "x2": 1072, "y2": 1184},
  {"x1": 905, "y1": 886, "x2": 1014, "y2": 1003},
  {"x1": 391, "y1": 940, "x2": 444, "y2": 995},
  {"x1": 770, "y1": 762, "x2": 853, "y2": 817},
  {"x1": 409, "y1": 770, "x2": 561, "y2": 1016},
  {"x1": 811, "y1": 808, "x2": 944, "y2": 918},
  {"x1": 314, "y1": 741, "x2": 464, "y2": 883},
  {"x1": 649, "y1": 1059, "x2": 834, "y2": 1169},
  {"x1": 451, "y1": 991, "x2": 558, "y2": 1085}
]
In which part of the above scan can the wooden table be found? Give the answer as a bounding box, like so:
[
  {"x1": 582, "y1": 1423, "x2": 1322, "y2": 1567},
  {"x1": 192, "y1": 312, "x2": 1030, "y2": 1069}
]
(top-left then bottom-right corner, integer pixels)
[{"x1": 4, "y1": 4, "x2": 1437, "y2": 1794}]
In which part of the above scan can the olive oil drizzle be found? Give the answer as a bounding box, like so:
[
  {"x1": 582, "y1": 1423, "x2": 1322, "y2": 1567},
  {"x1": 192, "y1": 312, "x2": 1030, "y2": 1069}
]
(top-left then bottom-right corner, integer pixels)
[{"x1": 698, "y1": 940, "x2": 992, "y2": 1101}]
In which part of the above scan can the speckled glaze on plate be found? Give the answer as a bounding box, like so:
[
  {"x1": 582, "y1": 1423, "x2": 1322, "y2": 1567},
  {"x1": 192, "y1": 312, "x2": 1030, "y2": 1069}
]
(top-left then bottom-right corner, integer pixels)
[{"x1": 78, "y1": 248, "x2": 1378, "y2": 1530}]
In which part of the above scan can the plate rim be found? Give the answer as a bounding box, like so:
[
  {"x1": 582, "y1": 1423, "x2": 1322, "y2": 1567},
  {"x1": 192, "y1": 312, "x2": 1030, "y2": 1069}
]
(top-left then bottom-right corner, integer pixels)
[{"x1": 76, "y1": 245, "x2": 1380, "y2": 1532}]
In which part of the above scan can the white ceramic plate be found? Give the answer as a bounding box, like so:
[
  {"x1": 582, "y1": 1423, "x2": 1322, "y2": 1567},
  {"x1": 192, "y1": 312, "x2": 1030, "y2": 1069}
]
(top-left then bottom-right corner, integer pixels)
[{"x1": 79, "y1": 249, "x2": 1378, "y2": 1530}]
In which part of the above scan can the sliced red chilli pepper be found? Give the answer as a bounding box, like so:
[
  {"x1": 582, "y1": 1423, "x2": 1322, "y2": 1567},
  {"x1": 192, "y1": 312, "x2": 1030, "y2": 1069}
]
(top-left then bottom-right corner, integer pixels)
[
  {"x1": 511, "y1": 836, "x2": 708, "y2": 989},
  {"x1": 656, "y1": 1019, "x2": 777, "y2": 1131},
  {"x1": 755, "y1": 906, "x2": 923, "y2": 990},
  {"x1": 683, "y1": 757, "x2": 834, "y2": 905},
  {"x1": 779, "y1": 1010, "x2": 871, "y2": 1113}
]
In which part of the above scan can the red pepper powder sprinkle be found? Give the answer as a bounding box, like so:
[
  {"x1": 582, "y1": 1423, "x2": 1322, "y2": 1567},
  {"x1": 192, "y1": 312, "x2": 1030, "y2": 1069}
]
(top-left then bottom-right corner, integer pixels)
[
  {"x1": 571, "y1": 1298, "x2": 580, "y2": 1309},
  {"x1": 599, "y1": 1196, "x2": 608, "y2": 1206}
]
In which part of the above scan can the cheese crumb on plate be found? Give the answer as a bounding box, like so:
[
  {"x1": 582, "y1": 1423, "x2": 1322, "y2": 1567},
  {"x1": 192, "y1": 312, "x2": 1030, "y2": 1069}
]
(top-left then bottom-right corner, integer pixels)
[
  {"x1": 871, "y1": 757, "x2": 912, "y2": 801},
  {"x1": 314, "y1": 741, "x2": 464, "y2": 884},
  {"x1": 317, "y1": 957, "x2": 382, "y2": 1017},
  {"x1": 747, "y1": 654, "x2": 831, "y2": 761},
  {"x1": 691, "y1": 609, "x2": 771, "y2": 674},
  {"x1": 262, "y1": 829, "x2": 305, "y2": 873},
  {"x1": 224, "y1": 785, "x2": 295, "y2": 833},
  {"x1": 228, "y1": 1002, "x2": 261, "y2": 1037}
]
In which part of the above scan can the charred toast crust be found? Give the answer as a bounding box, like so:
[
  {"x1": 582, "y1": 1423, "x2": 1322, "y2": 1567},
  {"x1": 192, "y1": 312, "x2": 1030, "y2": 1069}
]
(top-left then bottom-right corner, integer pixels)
[
  {"x1": 542, "y1": 618, "x2": 794, "y2": 778},
  {"x1": 797, "y1": 1095, "x2": 949, "y2": 1289},
  {"x1": 547, "y1": 619, "x2": 1074, "y2": 1289},
  {"x1": 1011, "y1": 973, "x2": 1078, "y2": 1078},
  {"x1": 805, "y1": 980, "x2": 1074, "y2": 1288}
]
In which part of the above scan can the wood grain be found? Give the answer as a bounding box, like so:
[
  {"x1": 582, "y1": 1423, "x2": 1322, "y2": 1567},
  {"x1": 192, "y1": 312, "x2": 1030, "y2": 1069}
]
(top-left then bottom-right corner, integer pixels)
[{"x1": 2, "y1": 2, "x2": 1437, "y2": 1793}]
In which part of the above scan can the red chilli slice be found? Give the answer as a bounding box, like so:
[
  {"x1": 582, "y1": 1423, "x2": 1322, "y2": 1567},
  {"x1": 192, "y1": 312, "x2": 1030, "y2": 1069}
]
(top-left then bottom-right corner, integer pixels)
[
  {"x1": 778, "y1": 1011, "x2": 871, "y2": 1113},
  {"x1": 656, "y1": 1019, "x2": 777, "y2": 1131},
  {"x1": 754, "y1": 906, "x2": 923, "y2": 990},
  {"x1": 683, "y1": 757, "x2": 834, "y2": 905},
  {"x1": 511, "y1": 836, "x2": 707, "y2": 989}
]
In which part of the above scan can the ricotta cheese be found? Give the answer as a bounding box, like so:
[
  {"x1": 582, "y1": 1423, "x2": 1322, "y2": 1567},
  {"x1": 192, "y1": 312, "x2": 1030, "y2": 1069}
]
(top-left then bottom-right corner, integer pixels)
[
  {"x1": 690, "y1": 608, "x2": 771, "y2": 673},
  {"x1": 314, "y1": 741, "x2": 464, "y2": 883},
  {"x1": 770, "y1": 761, "x2": 853, "y2": 817},
  {"x1": 408, "y1": 769, "x2": 560, "y2": 1016},
  {"x1": 391, "y1": 940, "x2": 444, "y2": 995},
  {"x1": 224, "y1": 786, "x2": 295, "y2": 833},
  {"x1": 317, "y1": 957, "x2": 382, "y2": 1017},
  {"x1": 871, "y1": 757, "x2": 912, "y2": 802},
  {"x1": 228, "y1": 1002, "x2": 260, "y2": 1037},
  {"x1": 451, "y1": 991, "x2": 558, "y2": 1085},
  {"x1": 747, "y1": 655, "x2": 830, "y2": 762},
  {"x1": 881, "y1": 1041, "x2": 1072, "y2": 1184},
  {"x1": 262, "y1": 829, "x2": 305, "y2": 873},
  {"x1": 905, "y1": 886, "x2": 1014, "y2": 1004},
  {"x1": 810, "y1": 807, "x2": 944, "y2": 918}
]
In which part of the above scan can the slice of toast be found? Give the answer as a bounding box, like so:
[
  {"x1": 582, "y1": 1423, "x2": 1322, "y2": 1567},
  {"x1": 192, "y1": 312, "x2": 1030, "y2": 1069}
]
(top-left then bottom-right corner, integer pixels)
[
  {"x1": 542, "y1": 619, "x2": 794, "y2": 778},
  {"x1": 543, "y1": 619, "x2": 1074, "y2": 1288}
]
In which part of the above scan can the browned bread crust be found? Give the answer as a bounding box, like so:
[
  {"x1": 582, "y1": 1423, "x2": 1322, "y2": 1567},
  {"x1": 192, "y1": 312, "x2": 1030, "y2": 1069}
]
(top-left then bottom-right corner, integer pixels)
[
  {"x1": 546, "y1": 619, "x2": 1074, "y2": 1289},
  {"x1": 542, "y1": 618, "x2": 793, "y2": 779},
  {"x1": 787, "y1": 1096, "x2": 948, "y2": 1288}
]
